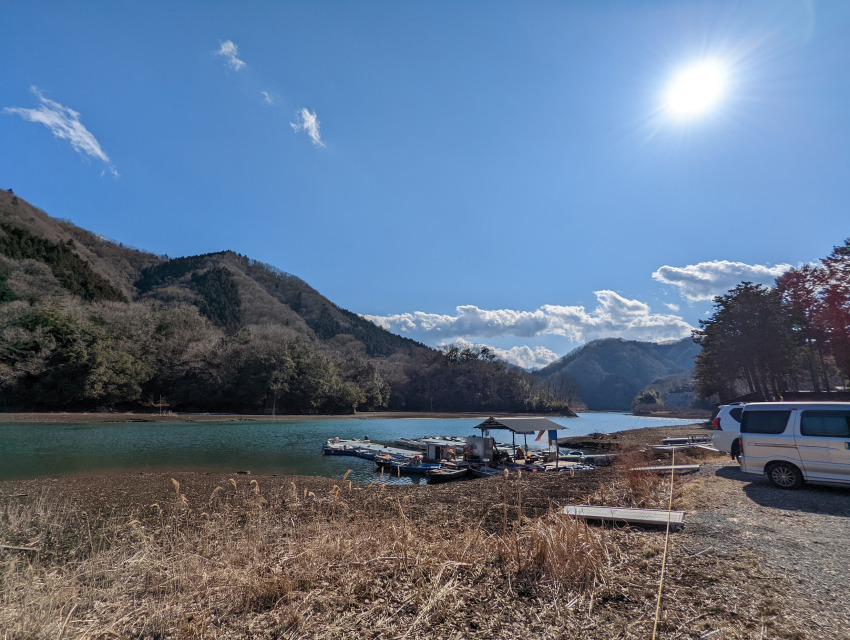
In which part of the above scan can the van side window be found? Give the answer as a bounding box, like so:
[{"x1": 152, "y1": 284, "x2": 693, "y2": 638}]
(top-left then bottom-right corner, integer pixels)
[
  {"x1": 800, "y1": 411, "x2": 850, "y2": 437},
  {"x1": 741, "y1": 410, "x2": 791, "y2": 434}
]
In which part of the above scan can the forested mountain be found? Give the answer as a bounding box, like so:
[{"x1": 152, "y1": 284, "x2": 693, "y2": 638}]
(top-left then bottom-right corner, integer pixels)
[
  {"x1": 534, "y1": 338, "x2": 701, "y2": 410},
  {"x1": 0, "y1": 189, "x2": 569, "y2": 415}
]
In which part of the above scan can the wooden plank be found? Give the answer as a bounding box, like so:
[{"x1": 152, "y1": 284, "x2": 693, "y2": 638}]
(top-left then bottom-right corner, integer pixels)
[
  {"x1": 562, "y1": 505, "x2": 685, "y2": 526},
  {"x1": 630, "y1": 464, "x2": 700, "y2": 474}
]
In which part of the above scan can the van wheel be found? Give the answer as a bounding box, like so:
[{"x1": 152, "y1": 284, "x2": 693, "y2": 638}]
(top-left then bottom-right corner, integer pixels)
[{"x1": 766, "y1": 462, "x2": 803, "y2": 489}]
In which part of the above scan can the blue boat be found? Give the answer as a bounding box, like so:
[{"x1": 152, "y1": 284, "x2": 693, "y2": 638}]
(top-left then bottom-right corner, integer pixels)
[{"x1": 375, "y1": 455, "x2": 440, "y2": 475}]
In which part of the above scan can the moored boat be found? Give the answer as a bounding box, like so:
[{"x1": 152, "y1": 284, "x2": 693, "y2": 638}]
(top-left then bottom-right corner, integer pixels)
[
  {"x1": 322, "y1": 441, "x2": 361, "y2": 456},
  {"x1": 375, "y1": 455, "x2": 440, "y2": 475},
  {"x1": 468, "y1": 465, "x2": 500, "y2": 479},
  {"x1": 425, "y1": 467, "x2": 469, "y2": 483}
]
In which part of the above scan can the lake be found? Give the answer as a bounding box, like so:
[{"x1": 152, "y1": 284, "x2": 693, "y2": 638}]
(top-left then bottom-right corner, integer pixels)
[{"x1": 0, "y1": 413, "x2": 705, "y2": 485}]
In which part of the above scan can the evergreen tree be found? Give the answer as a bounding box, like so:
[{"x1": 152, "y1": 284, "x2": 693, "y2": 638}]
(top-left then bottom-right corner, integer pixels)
[{"x1": 693, "y1": 283, "x2": 797, "y2": 402}]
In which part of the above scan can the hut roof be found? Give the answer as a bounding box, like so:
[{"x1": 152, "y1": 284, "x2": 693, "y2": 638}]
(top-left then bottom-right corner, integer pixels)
[{"x1": 475, "y1": 416, "x2": 567, "y2": 434}]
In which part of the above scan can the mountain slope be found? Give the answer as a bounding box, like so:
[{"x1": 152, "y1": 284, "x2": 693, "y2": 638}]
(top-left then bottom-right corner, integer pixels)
[
  {"x1": 0, "y1": 189, "x2": 422, "y2": 356},
  {"x1": 535, "y1": 337, "x2": 701, "y2": 410},
  {"x1": 0, "y1": 189, "x2": 554, "y2": 414},
  {"x1": 0, "y1": 190, "x2": 161, "y2": 299}
]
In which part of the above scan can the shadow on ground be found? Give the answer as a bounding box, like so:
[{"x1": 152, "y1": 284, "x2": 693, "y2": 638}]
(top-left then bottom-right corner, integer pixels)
[{"x1": 712, "y1": 464, "x2": 850, "y2": 516}]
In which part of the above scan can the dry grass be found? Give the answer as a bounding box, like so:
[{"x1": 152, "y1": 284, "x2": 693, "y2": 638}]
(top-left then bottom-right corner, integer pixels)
[
  {"x1": 0, "y1": 450, "x2": 807, "y2": 639},
  {"x1": 1, "y1": 475, "x2": 618, "y2": 639}
]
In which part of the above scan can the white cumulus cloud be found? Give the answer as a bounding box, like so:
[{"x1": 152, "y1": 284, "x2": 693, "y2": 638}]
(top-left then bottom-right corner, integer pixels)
[
  {"x1": 215, "y1": 40, "x2": 246, "y2": 71},
  {"x1": 541, "y1": 290, "x2": 693, "y2": 342},
  {"x1": 652, "y1": 260, "x2": 793, "y2": 301},
  {"x1": 365, "y1": 306, "x2": 549, "y2": 340},
  {"x1": 290, "y1": 108, "x2": 324, "y2": 147},
  {"x1": 3, "y1": 87, "x2": 118, "y2": 176},
  {"x1": 489, "y1": 344, "x2": 561, "y2": 370},
  {"x1": 445, "y1": 338, "x2": 561, "y2": 370},
  {"x1": 364, "y1": 290, "x2": 693, "y2": 346}
]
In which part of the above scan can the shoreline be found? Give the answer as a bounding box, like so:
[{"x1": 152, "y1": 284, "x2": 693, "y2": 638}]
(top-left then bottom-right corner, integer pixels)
[
  {"x1": 0, "y1": 409, "x2": 708, "y2": 424},
  {"x1": 0, "y1": 411, "x2": 489, "y2": 424}
]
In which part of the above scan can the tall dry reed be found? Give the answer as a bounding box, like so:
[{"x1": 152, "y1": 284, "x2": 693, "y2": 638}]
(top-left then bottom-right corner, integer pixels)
[{"x1": 1, "y1": 466, "x2": 671, "y2": 640}]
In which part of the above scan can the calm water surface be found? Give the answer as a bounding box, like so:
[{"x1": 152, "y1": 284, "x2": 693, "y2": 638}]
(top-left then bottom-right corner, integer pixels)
[{"x1": 0, "y1": 414, "x2": 704, "y2": 485}]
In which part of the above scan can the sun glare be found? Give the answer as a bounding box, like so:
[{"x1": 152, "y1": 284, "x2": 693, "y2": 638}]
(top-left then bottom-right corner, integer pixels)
[{"x1": 665, "y1": 61, "x2": 726, "y2": 119}]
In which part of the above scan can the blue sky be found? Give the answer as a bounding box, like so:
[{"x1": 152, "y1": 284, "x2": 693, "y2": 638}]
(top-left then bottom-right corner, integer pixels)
[{"x1": 2, "y1": 1, "x2": 848, "y2": 368}]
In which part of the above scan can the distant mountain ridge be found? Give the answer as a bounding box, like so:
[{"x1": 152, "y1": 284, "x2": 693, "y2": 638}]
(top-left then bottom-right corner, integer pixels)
[{"x1": 535, "y1": 337, "x2": 701, "y2": 410}]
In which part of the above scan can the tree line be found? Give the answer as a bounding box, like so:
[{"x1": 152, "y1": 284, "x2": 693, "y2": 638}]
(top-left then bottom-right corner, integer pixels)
[
  {"x1": 0, "y1": 295, "x2": 571, "y2": 414},
  {"x1": 694, "y1": 239, "x2": 850, "y2": 402}
]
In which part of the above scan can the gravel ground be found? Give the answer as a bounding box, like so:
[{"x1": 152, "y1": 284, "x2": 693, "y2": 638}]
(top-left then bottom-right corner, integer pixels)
[{"x1": 678, "y1": 459, "x2": 850, "y2": 639}]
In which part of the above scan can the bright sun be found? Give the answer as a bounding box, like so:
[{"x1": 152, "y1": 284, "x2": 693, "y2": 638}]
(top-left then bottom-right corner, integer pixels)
[{"x1": 665, "y1": 61, "x2": 726, "y2": 119}]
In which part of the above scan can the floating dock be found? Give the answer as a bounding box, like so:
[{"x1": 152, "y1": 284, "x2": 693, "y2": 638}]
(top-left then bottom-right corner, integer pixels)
[
  {"x1": 323, "y1": 436, "x2": 607, "y2": 475},
  {"x1": 323, "y1": 438, "x2": 420, "y2": 460},
  {"x1": 393, "y1": 436, "x2": 468, "y2": 451}
]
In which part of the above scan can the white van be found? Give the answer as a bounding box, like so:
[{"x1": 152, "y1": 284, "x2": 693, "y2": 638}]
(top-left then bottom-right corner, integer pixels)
[{"x1": 738, "y1": 402, "x2": 850, "y2": 489}]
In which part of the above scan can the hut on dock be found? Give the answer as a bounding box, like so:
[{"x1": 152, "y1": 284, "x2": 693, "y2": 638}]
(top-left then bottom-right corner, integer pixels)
[{"x1": 475, "y1": 416, "x2": 567, "y2": 464}]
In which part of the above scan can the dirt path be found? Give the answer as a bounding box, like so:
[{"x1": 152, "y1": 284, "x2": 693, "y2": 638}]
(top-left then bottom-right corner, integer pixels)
[{"x1": 679, "y1": 460, "x2": 850, "y2": 639}]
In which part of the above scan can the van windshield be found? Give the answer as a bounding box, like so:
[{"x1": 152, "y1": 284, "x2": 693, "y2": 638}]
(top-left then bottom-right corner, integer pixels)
[{"x1": 741, "y1": 410, "x2": 791, "y2": 434}]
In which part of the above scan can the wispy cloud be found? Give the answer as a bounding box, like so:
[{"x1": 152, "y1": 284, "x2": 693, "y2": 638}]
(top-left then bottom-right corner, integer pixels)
[
  {"x1": 3, "y1": 86, "x2": 118, "y2": 176},
  {"x1": 364, "y1": 290, "x2": 694, "y2": 346},
  {"x1": 290, "y1": 108, "x2": 325, "y2": 147},
  {"x1": 652, "y1": 260, "x2": 793, "y2": 301},
  {"x1": 261, "y1": 91, "x2": 274, "y2": 105},
  {"x1": 215, "y1": 40, "x2": 246, "y2": 71},
  {"x1": 665, "y1": 302, "x2": 680, "y2": 312}
]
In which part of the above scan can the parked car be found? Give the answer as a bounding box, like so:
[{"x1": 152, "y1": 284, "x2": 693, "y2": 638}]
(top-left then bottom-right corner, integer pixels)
[
  {"x1": 711, "y1": 403, "x2": 745, "y2": 460},
  {"x1": 738, "y1": 402, "x2": 850, "y2": 489}
]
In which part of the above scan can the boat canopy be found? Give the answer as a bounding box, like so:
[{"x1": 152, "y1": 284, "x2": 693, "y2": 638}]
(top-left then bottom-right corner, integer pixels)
[{"x1": 474, "y1": 416, "x2": 566, "y2": 434}]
